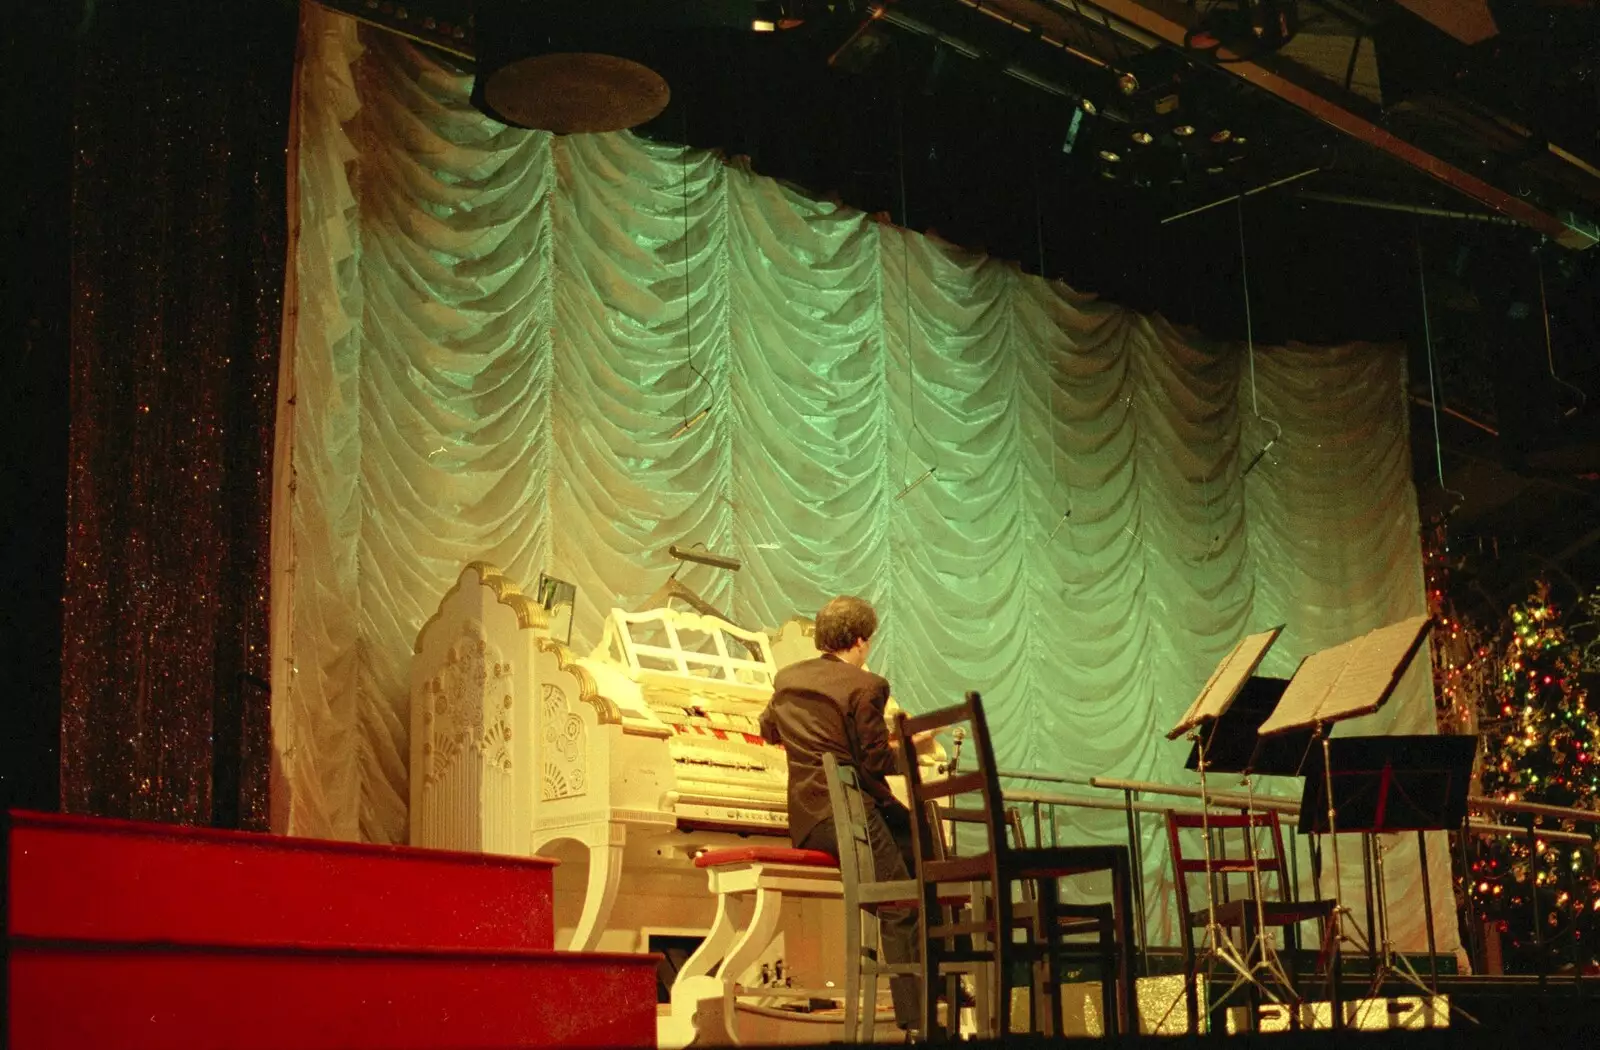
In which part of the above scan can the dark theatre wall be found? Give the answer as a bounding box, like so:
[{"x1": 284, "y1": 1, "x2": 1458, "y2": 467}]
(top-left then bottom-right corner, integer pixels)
[
  {"x1": 3, "y1": 4, "x2": 70, "y2": 816},
  {"x1": 11, "y1": 1, "x2": 297, "y2": 828}
]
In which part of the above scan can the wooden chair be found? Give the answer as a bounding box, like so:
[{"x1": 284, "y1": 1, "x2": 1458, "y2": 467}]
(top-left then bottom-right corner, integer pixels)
[
  {"x1": 928, "y1": 803, "x2": 1125, "y2": 1036},
  {"x1": 821, "y1": 751, "x2": 925, "y2": 1043},
  {"x1": 1006, "y1": 811, "x2": 1124, "y2": 1035},
  {"x1": 895, "y1": 691, "x2": 1138, "y2": 1039},
  {"x1": 1165, "y1": 808, "x2": 1340, "y2": 1034}
]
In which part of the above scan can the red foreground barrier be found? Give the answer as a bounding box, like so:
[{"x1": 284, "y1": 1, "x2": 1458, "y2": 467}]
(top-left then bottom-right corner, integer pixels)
[{"x1": 6, "y1": 810, "x2": 658, "y2": 1049}]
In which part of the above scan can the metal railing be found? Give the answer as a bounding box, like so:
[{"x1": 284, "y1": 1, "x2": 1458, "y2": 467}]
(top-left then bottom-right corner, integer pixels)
[{"x1": 993, "y1": 769, "x2": 1600, "y2": 981}]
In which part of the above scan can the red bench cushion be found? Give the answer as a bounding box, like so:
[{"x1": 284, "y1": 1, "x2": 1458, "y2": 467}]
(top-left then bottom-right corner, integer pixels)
[{"x1": 693, "y1": 847, "x2": 839, "y2": 870}]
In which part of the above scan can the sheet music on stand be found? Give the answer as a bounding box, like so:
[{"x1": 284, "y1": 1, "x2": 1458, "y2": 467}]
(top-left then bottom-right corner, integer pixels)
[
  {"x1": 1258, "y1": 616, "x2": 1433, "y2": 739},
  {"x1": 1168, "y1": 626, "x2": 1284, "y2": 740}
]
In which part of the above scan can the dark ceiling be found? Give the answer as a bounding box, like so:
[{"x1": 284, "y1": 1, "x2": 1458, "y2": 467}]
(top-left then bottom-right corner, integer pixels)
[{"x1": 329, "y1": 0, "x2": 1600, "y2": 604}]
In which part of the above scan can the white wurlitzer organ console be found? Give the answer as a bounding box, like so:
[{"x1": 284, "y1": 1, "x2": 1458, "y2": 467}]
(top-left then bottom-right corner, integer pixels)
[{"x1": 410, "y1": 566, "x2": 840, "y2": 969}]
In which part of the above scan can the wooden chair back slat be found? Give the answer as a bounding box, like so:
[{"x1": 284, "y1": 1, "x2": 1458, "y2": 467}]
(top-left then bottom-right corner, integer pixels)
[
  {"x1": 1164, "y1": 807, "x2": 1293, "y2": 918},
  {"x1": 895, "y1": 692, "x2": 1009, "y2": 874},
  {"x1": 915, "y1": 771, "x2": 989, "y2": 802},
  {"x1": 822, "y1": 752, "x2": 879, "y2": 887},
  {"x1": 933, "y1": 804, "x2": 991, "y2": 825},
  {"x1": 1168, "y1": 810, "x2": 1278, "y2": 830}
]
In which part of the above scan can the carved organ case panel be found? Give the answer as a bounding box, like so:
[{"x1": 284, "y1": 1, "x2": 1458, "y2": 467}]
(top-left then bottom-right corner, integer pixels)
[
  {"x1": 527, "y1": 639, "x2": 677, "y2": 840},
  {"x1": 408, "y1": 563, "x2": 544, "y2": 856}
]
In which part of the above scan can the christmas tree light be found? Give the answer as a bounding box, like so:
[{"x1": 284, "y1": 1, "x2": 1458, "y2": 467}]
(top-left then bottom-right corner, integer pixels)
[{"x1": 1464, "y1": 580, "x2": 1600, "y2": 972}]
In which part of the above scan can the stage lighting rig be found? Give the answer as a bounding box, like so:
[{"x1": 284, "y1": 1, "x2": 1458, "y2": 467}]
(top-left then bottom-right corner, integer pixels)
[{"x1": 1183, "y1": 0, "x2": 1300, "y2": 62}]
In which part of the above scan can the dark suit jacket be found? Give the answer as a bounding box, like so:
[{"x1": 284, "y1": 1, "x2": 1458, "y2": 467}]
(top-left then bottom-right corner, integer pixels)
[{"x1": 759, "y1": 653, "x2": 903, "y2": 848}]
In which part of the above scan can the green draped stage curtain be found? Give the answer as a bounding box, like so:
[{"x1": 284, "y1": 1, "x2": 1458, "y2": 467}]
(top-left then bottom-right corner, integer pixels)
[{"x1": 275, "y1": 5, "x2": 1453, "y2": 952}]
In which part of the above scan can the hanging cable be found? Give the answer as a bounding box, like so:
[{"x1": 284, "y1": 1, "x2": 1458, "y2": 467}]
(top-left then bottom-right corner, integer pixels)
[
  {"x1": 894, "y1": 230, "x2": 937, "y2": 500},
  {"x1": 671, "y1": 112, "x2": 711, "y2": 439},
  {"x1": 1236, "y1": 199, "x2": 1281, "y2": 477},
  {"x1": 1413, "y1": 219, "x2": 1462, "y2": 512},
  {"x1": 894, "y1": 55, "x2": 936, "y2": 500},
  {"x1": 1035, "y1": 153, "x2": 1072, "y2": 542},
  {"x1": 1537, "y1": 246, "x2": 1587, "y2": 416}
]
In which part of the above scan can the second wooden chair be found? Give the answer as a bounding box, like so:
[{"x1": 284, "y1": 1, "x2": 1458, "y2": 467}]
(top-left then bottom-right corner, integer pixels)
[{"x1": 894, "y1": 691, "x2": 1139, "y2": 1039}]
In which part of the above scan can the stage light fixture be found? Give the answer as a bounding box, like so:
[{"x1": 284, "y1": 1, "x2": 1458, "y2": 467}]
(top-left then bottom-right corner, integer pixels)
[
  {"x1": 669, "y1": 544, "x2": 742, "y2": 572},
  {"x1": 1099, "y1": 149, "x2": 1122, "y2": 163},
  {"x1": 670, "y1": 407, "x2": 711, "y2": 439},
  {"x1": 1173, "y1": 124, "x2": 1196, "y2": 137},
  {"x1": 1101, "y1": 169, "x2": 1118, "y2": 180},
  {"x1": 1206, "y1": 165, "x2": 1225, "y2": 174},
  {"x1": 1132, "y1": 131, "x2": 1154, "y2": 145},
  {"x1": 1117, "y1": 71, "x2": 1139, "y2": 95},
  {"x1": 752, "y1": 19, "x2": 777, "y2": 31},
  {"x1": 828, "y1": 16, "x2": 893, "y2": 73},
  {"x1": 895, "y1": 467, "x2": 936, "y2": 501},
  {"x1": 1062, "y1": 107, "x2": 1085, "y2": 154},
  {"x1": 1182, "y1": 0, "x2": 1300, "y2": 59},
  {"x1": 1211, "y1": 129, "x2": 1233, "y2": 143},
  {"x1": 1080, "y1": 98, "x2": 1098, "y2": 116}
]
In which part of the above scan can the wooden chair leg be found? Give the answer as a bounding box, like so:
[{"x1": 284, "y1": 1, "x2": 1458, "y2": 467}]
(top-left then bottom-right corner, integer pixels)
[
  {"x1": 843, "y1": 904, "x2": 862, "y2": 1043},
  {"x1": 994, "y1": 941, "x2": 1014, "y2": 1040},
  {"x1": 1029, "y1": 947, "x2": 1047, "y2": 1037},
  {"x1": 1112, "y1": 855, "x2": 1139, "y2": 1035},
  {"x1": 1034, "y1": 878, "x2": 1062, "y2": 1038},
  {"x1": 1099, "y1": 918, "x2": 1119, "y2": 1037},
  {"x1": 919, "y1": 952, "x2": 937, "y2": 1038},
  {"x1": 1182, "y1": 931, "x2": 1200, "y2": 1037}
]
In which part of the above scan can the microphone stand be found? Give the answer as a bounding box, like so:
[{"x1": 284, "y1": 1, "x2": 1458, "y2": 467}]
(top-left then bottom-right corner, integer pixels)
[{"x1": 941, "y1": 728, "x2": 965, "y2": 774}]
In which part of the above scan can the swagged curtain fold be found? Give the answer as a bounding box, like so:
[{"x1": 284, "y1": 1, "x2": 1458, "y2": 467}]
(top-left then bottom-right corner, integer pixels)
[{"x1": 275, "y1": 5, "x2": 1452, "y2": 951}]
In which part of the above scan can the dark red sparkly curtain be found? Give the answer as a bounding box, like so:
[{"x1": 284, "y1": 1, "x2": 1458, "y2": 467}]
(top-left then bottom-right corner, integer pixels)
[{"x1": 62, "y1": 1, "x2": 297, "y2": 828}]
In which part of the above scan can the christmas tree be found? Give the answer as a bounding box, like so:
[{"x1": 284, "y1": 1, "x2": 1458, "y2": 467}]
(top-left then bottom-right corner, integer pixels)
[
  {"x1": 1477, "y1": 582, "x2": 1599, "y2": 807},
  {"x1": 1465, "y1": 581, "x2": 1600, "y2": 972}
]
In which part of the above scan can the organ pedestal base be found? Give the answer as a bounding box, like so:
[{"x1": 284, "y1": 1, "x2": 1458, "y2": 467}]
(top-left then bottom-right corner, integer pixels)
[
  {"x1": 534, "y1": 820, "x2": 630, "y2": 951},
  {"x1": 661, "y1": 851, "x2": 845, "y2": 1048}
]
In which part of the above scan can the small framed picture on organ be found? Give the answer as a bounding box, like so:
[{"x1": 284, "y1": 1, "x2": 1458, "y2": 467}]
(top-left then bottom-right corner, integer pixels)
[{"x1": 536, "y1": 573, "x2": 577, "y2": 646}]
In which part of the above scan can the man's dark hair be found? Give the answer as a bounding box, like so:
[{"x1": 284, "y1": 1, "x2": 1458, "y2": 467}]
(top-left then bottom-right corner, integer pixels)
[{"x1": 815, "y1": 595, "x2": 878, "y2": 653}]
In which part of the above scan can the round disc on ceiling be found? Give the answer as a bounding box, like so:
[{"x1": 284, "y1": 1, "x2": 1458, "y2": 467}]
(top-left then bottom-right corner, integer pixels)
[{"x1": 479, "y1": 51, "x2": 671, "y2": 134}]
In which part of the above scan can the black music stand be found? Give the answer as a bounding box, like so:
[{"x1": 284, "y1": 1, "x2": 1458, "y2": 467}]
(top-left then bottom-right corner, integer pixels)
[
  {"x1": 1165, "y1": 626, "x2": 1302, "y2": 1031},
  {"x1": 1259, "y1": 615, "x2": 1469, "y2": 1029},
  {"x1": 1185, "y1": 675, "x2": 1313, "y2": 778},
  {"x1": 1299, "y1": 733, "x2": 1477, "y2": 1017}
]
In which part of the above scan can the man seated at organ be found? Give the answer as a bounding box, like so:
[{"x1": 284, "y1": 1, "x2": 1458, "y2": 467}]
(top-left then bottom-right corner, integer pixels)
[{"x1": 758, "y1": 595, "x2": 922, "y2": 1033}]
